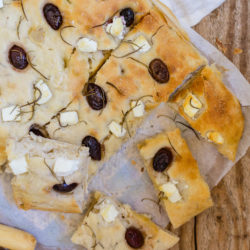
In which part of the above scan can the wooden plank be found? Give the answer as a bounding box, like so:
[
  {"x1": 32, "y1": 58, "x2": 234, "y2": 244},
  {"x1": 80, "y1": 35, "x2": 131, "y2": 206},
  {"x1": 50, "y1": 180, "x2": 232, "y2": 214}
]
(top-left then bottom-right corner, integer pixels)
[{"x1": 169, "y1": 0, "x2": 249, "y2": 249}]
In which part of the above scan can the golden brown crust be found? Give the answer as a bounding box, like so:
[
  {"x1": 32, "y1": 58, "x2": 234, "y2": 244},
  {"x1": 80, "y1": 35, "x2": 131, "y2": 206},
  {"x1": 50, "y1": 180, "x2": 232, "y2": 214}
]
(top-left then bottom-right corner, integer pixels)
[
  {"x1": 138, "y1": 129, "x2": 213, "y2": 228},
  {"x1": 171, "y1": 66, "x2": 244, "y2": 161},
  {"x1": 71, "y1": 192, "x2": 179, "y2": 249}
]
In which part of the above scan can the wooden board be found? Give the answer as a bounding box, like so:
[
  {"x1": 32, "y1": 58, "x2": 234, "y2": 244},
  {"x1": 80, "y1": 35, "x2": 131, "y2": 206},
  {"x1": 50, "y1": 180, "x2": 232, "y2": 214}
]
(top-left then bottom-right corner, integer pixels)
[{"x1": 169, "y1": 0, "x2": 250, "y2": 249}]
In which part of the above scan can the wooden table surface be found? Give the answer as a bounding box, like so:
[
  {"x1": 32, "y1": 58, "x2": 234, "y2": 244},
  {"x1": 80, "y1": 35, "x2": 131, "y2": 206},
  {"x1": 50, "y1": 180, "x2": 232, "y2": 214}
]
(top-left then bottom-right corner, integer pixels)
[{"x1": 170, "y1": 0, "x2": 250, "y2": 249}]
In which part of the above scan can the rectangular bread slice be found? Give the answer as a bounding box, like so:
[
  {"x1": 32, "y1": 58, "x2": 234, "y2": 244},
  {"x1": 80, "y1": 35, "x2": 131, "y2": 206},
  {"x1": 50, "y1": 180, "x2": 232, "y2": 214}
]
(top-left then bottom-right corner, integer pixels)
[
  {"x1": 138, "y1": 128, "x2": 213, "y2": 228},
  {"x1": 6, "y1": 135, "x2": 90, "y2": 213},
  {"x1": 71, "y1": 192, "x2": 179, "y2": 249},
  {"x1": 169, "y1": 65, "x2": 244, "y2": 161}
]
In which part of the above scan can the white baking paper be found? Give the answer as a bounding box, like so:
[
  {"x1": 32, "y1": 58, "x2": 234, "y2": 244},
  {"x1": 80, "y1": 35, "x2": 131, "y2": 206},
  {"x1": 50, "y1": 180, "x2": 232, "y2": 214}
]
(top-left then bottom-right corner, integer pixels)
[
  {"x1": 0, "y1": 2, "x2": 249, "y2": 250},
  {"x1": 161, "y1": 0, "x2": 226, "y2": 26}
]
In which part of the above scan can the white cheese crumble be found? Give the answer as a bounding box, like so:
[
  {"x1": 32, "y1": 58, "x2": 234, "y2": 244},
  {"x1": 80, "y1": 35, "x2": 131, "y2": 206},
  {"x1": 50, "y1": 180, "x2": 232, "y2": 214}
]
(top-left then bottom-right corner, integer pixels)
[
  {"x1": 59, "y1": 111, "x2": 79, "y2": 127},
  {"x1": 9, "y1": 156, "x2": 28, "y2": 175},
  {"x1": 159, "y1": 181, "x2": 182, "y2": 203},
  {"x1": 100, "y1": 202, "x2": 119, "y2": 223},
  {"x1": 183, "y1": 93, "x2": 202, "y2": 118},
  {"x1": 207, "y1": 131, "x2": 224, "y2": 145},
  {"x1": 1, "y1": 105, "x2": 21, "y2": 122},
  {"x1": 35, "y1": 80, "x2": 52, "y2": 105},
  {"x1": 53, "y1": 158, "x2": 79, "y2": 177},
  {"x1": 106, "y1": 17, "x2": 126, "y2": 40},
  {"x1": 108, "y1": 121, "x2": 126, "y2": 138},
  {"x1": 132, "y1": 35, "x2": 151, "y2": 53},
  {"x1": 131, "y1": 100, "x2": 145, "y2": 117},
  {"x1": 77, "y1": 38, "x2": 98, "y2": 53}
]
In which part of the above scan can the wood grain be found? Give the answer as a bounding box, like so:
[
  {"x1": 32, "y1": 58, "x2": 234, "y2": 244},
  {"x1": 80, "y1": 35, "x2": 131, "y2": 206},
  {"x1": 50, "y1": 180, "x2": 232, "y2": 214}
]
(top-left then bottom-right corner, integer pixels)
[{"x1": 169, "y1": 0, "x2": 250, "y2": 249}]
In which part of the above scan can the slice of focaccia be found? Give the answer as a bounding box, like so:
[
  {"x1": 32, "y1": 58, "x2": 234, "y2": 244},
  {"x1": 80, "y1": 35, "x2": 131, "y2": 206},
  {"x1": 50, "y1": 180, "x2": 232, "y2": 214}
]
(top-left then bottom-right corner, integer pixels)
[
  {"x1": 170, "y1": 66, "x2": 244, "y2": 161},
  {"x1": 138, "y1": 129, "x2": 213, "y2": 228},
  {"x1": 6, "y1": 135, "x2": 90, "y2": 213},
  {"x1": 71, "y1": 192, "x2": 179, "y2": 249},
  {"x1": 0, "y1": 0, "x2": 90, "y2": 165},
  {"x1": 45, "y1": 7, "x2": 206, "y2": 176}
]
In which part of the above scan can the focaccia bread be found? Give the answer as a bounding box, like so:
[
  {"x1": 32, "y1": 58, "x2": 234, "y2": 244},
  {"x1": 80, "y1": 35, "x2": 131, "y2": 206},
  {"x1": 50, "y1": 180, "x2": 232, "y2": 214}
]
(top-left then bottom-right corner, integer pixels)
[
  {"x1": 6, "y1": 135, "x2": 90, "y2": 213},
  {"x1": 0, "y1": 0, "x2": 90, "y2": 166},
  {"x1": 45, "y1": 7, "x2": 206, "y2": 176},
  {"x1": 169, "y1": 66, "x2": 244, "y2": 161},
  {"x1": 71, "y1": 192, "x2": 179, "y2": 249},
  {"x1": 138, "y1": 129, "x2": 213, "y2": 228}
]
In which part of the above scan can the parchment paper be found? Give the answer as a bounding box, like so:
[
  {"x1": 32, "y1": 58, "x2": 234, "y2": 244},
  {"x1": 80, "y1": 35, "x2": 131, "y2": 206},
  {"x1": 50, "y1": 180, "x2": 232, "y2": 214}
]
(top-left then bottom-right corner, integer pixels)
[{"x1": 0, "y1": 12, "x2": 250, "y2": 250}]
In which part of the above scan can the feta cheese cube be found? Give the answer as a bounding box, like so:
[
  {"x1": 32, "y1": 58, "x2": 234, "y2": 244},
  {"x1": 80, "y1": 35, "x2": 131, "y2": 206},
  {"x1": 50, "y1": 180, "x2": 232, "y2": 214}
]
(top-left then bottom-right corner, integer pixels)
[
  {"x1": 106, "y1": 17, "x2": 125, "y2": 40},
  {"x1": 159, "y1": 182, "x2": 182, "y2": 203},
  {"x1": 77, "y1": 38, "x2": 98, "y2": 53},
  {"x1": 131, "y1": 100, "x2": 145, "y2": 117},
  {"x1": 100, "y1": 203, "x2": 119, "y2": 223},
  {"x1": 108, "y1": 121, "x2": 126, "y2": 137},
  {"x1": 0, "y1": 0, "x2": 3, "y2": 9},
  {"x1": 183, "y1": 93, "x2": 202, "y2": 118},
  {"x1": 9, "y1": 156, "x2": 28, "y2": 175},
  {"x1": 207, "y1": 131, "x2": 224, "y2": 145},
  {"x1": 35, "y1": 80, "x2": 52, "y2": 105},
  {"x1": 59, "y1": 111, "x2": 79, "y2": 127},
  {"x1": 1, "y1": 105, "x2": 21, "y2": 122},
  {"x1": 133, "y1": 35, "x2": 151, "y2": 53},
  {"x1": 53, "y1": 158, "x2": 79, "y2": 176}
]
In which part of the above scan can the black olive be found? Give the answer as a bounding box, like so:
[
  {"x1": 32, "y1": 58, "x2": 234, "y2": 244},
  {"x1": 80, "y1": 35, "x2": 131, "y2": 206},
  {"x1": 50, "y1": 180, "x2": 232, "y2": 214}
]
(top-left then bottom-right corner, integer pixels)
[
  {"x1": 86, "y1": 83, "x2": 107, "y2": 111},
  {"x1": 43, "y1": 3, "x2": 63, "y2": 30},
  {"x1": 8, "y1": 45, "x2": 28, "y2": 70},
  {"x1": 82, "y1": 136, "x2": 101, "y2": 161},
  {"x1": 29, "y1": 124, "x2": 49, "y2": 138},
  {"x1": 149, "y1": 59, "x2": 169, "y2": 83},
  {"x1": 120, "y1": 8, "x2": 134, "y2": 27},
  {"x1": 125, "y1": 227, "x2": 144, "y2": 249},
  {"x1": 153, "y1": 147, "x2": 173, "y2": 172},
  {"x1": 53, "y1": 182, "x2": 78, "y2": 193}
]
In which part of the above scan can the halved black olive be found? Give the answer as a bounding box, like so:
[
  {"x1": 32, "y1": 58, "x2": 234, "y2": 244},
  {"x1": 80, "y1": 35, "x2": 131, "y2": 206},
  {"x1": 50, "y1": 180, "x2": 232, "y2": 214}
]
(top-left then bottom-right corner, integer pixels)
[
  {"x1": 43, "y1": 3, "x2": 63, "y2": 30},
  {"x1": 82, "y1": 136, "x2": 101, "y2": 161},
  {"x1": 29, "y1": 124, "x2": 49, "y2": 138},
  {"x1": 9, "y1": 45, "x2": 28, "y2": 70},
  {"x1": 86, "y1": 83, "x2": 107, "y2": 111},
  {"x1": 125, "y1": 227, "x2": 144, "y2": 249},
  {"x1": 153, "y1": 147, "x2": 173, "y2": 172},
  {"x1": 120, "y1": 8, "x2": 135, "y2": 27},
  {"x1": 149, "y1": 59, "x2": 169, "y2": 83},
  {"x1": 53, "y1": 182, "x2": 78, "y2": 193}
]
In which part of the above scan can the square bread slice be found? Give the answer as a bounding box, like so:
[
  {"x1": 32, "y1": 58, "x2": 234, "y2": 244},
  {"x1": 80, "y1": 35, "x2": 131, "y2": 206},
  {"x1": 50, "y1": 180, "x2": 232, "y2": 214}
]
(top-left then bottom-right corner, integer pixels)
[
  {"x1": 169, "y1": 65, "x2": 244, "y2": 161},
  {"x1": 138, "y1": 128, "x2": 213, "y2": 228},
  {"x1": 6, "y1": 135, "x2": 90, "y2": 213},
  {"x1": 71, "y1": 192, "x2": 179, "y2": 249}
]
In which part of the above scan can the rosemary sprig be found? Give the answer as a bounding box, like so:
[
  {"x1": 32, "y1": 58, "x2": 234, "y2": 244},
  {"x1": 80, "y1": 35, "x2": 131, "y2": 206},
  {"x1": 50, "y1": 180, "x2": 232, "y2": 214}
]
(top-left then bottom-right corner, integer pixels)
[
  {"x1": 60, "y1": 25, "x2": 76, "y2": 46},
  {"x1": 20, "y1": 0, "x2": 28, "y2": 21},
  {"x1": 167, "y1": 135, "x2": 181, "y2": 157},
  {"x1": 150, "y1": 25, "x2": 164, "y2": 44},
  {"x1": 17, "y1": 16, "x2": 24, "y2": 40},
  {"x1": 113, "y1": 45, "x2": 144, "y2": 58},
  {"x1": 91, "y1": 9, "x2": 119, "y2": 29},
  {"x1": 176, "y1": 121, "x2": 200, "y2": 140},
  {"x1": 106, "y1": 81, "x2": 124, "y2": 96},
  {"x1": 27, "y1": 54, "x2": 50, "y2": 80}
]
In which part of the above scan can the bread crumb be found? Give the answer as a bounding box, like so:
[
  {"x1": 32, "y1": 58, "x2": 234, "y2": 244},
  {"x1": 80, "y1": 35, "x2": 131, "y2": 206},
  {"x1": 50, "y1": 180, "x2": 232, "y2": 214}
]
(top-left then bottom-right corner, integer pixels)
[
  {"x1": 215, "y1": 38, "x2": 227, "y2": 54},
  {"x1": 131, "y1": 160, "x2": 136, "y2": 165},
  {"x1": 233, "y1": 48, "x2": 243, "y2": 55}
]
